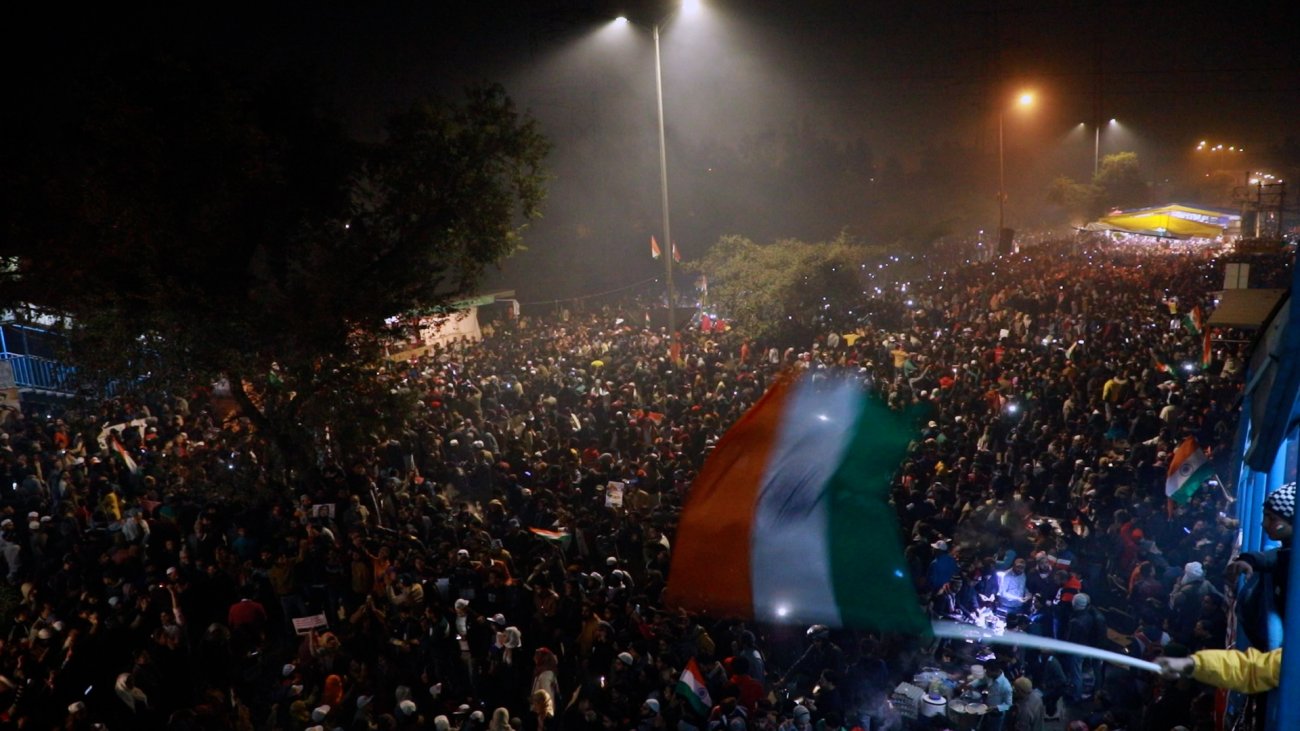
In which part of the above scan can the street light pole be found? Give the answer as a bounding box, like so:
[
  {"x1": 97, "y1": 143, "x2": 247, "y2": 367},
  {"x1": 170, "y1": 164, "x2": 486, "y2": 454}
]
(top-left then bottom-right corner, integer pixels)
[
  {"x1": 1094, "y1": 123, "x2": 1100, "y2": 178},
  {"x1": 995, "y1": 91, "x2": 1033, "y2": 257},
  {"x1": 997, "y1": 110, "x2": 1006, "y2": 251},
  {"x1": 653, "y1": 23, "x2": 677, "y2": 360}
]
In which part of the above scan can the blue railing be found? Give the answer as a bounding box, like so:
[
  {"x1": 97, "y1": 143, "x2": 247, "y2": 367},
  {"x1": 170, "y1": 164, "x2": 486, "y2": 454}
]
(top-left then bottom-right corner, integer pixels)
[{"x1": 0, "y1": 354, "x2": 75, "y2": 392}]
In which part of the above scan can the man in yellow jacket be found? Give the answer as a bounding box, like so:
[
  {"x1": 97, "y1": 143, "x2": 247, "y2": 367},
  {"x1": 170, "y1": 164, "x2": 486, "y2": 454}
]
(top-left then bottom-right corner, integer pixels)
[{"x1": 1156, "y1": 647, "x2": 1283, "y2": 694}]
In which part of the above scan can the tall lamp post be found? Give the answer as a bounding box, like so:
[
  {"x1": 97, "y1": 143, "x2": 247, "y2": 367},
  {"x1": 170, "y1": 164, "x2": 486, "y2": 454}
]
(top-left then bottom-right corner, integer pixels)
[
  {"x1": 996, "y1": 91, "x2": 1034, "y2": 254},
  {"x1": 652, "y1": 23, "x2": 677, "y2": 360},
  {"x1": 1093, "y1": 118, "x2": 1117, "y2": 177},
  {"x1": 618, "y1": 1, "x2": 700, "y2": 361}
]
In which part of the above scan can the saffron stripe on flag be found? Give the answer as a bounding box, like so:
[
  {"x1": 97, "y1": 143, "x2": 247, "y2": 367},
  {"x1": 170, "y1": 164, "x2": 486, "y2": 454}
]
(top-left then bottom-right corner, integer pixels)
[{"x1": 665, "y1": 374, "x2": 796, "y2": 618}]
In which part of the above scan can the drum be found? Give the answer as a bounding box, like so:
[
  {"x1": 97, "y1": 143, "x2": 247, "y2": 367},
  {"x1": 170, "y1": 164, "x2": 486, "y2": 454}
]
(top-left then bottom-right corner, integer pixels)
[{"x1": 920, "y1": 694, "x2": 947, "y2": 719}]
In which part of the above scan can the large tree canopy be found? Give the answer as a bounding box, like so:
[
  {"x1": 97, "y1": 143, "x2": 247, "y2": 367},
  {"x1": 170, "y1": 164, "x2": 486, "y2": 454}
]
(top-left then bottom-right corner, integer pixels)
[
  {"x1": 2, "y1": 51, "x2": 549, "y2": 478},
  {"x1": 689, "y1": 233, "x2": 886, "y2": 345}
]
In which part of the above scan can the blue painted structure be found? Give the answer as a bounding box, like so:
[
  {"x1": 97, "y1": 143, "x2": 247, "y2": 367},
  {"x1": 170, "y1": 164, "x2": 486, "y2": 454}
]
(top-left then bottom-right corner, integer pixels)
[
  {"x1": 1232, "y1": 258, "x2": 1299, "y2": 731},
  {"x1": 0, "y1": 322, "x2": 75, "y2": 395}
]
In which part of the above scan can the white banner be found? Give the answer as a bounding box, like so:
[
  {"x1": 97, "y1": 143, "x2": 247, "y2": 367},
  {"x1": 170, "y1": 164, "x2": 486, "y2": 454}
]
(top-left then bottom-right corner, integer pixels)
[
  {"x1": 292, "y1": 613, "x2": 329, "y2": 635},
  {"x1": 605, "y1": 481, "x2": 625, "y2": 509}
]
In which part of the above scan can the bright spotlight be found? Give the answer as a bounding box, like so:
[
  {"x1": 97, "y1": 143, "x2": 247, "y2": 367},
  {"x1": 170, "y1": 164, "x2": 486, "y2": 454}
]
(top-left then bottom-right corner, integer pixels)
[
  {"x1": 1017, "y1": 91, "x2": 1034, "y2": 107},
  {"x1": 681, "y1": 0, "x2": 703, "y2": 15},
  {"x1": 614, "y1": 15, "x2": 629, "y2": 25},
  {"x1": 775, "y1": 604, "x2": 790, "y2": 618}
]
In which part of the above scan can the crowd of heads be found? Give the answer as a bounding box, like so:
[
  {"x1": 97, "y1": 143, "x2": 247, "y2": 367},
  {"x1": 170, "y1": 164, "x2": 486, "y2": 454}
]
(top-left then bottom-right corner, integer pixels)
[{"x1": 0, "y1": 240, "x2": 1289, "y2": 731}]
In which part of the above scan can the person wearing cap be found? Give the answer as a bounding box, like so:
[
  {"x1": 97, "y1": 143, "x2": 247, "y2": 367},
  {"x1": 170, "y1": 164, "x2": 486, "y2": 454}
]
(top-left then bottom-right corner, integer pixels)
[
  {"x1": 1225, "y1": 481, "x2": 1294, "y2": 651},
  {"x1": 1063, "y1": 593, "x2": 1106, "y2": 702},
  {"x1": 931, "y1": 574, "x2": 976, "y2": 622},
  {"x1": 783, "y1": 704, "x2": 812, "y2": 731},
  {"x1": 1011, "y1": 676, "x2": 1045, "y2": 731},
  {"x1": 637, "y1": 698, "x2": 661, "y2": 731},
  {"x1": 926, "y1": 539, "x2": 958, "y2": 593}
]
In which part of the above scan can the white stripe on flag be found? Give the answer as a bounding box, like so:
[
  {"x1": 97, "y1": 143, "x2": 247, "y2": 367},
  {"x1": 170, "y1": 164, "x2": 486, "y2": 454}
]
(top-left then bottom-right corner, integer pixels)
[
  {"x1": 750, "y1": 378, "x2": 860, "y2": 626},
  {"x1": 1166, "y1": 446, "x2": 1207, "y2": 498}
]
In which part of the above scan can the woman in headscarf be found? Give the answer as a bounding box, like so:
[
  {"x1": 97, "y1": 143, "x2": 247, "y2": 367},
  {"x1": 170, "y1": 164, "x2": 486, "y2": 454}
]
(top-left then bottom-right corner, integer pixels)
[
  {"x1": 112, "y1": 672, "x2": 158, "y2": 728},
  {"x1": 531, "y1": 646, "x2": 561, "y2": 714},
  {"x1": 489, "y1": 707, "x2": 513, "y2": 731},
  {"x1": 486, "y1": 625, "x2": 525, "y2": 712},
  {"x1": 527, "y1": 689, "x2": 557, "y2": 731}
]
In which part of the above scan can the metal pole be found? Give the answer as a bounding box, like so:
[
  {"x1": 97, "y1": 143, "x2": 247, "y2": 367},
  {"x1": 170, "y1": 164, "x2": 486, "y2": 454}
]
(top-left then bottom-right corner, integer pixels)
[
  {"x1": 653, "y1": 24, "x2": 677, "y2": 359},
  {"x1": 1093, "y1": 123, "x2": 1100, "y2": 178},
  {"x1": 997, "y1": 111, "x2": 1005, "y2": 249}
]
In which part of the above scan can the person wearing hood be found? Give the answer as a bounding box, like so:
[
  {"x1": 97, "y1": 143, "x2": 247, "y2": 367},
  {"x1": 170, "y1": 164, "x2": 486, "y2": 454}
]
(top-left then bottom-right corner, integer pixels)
[{"x1": 1169, "y1": 561, "x2": 1223, "y2": 643}]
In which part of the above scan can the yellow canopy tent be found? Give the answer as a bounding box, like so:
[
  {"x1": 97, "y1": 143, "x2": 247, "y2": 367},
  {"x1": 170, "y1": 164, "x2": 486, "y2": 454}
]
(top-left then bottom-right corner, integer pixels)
[{"x1": 1091, "y1": 204, "x2": 1238, "y2": 239}]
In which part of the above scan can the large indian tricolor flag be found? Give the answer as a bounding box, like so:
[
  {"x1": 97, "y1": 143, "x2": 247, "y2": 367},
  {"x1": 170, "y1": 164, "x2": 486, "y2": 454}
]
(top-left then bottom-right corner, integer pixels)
[
  {"x1": 664, "y1": 372, "x2": 928, "y2": 634},
  {"x1": 1166, "y1": 436, "x2": 1214, "y2": 505}
]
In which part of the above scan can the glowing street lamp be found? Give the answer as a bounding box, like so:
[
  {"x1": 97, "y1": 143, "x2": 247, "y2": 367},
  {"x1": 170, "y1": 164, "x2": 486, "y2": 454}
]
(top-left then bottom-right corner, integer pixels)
[{"x1": 997, "y1": 90, "x2": 1034, "y2": 251}]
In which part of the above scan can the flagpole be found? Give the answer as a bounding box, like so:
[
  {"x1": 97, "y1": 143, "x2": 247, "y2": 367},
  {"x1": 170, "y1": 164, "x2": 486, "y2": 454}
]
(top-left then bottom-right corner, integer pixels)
[{"x1": 931, "y1": 621, "x2": 1161, "y2": 673}]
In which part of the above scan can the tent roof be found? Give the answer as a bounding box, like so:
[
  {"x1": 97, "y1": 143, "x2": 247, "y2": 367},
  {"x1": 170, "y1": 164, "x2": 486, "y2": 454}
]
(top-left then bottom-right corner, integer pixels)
[
  {"x1": 1093, "y1": 203, "x2": 1240, "y2": 239},
  {"x1": 1208, "y1": 288, "x2": 1287, "y2": 329}
]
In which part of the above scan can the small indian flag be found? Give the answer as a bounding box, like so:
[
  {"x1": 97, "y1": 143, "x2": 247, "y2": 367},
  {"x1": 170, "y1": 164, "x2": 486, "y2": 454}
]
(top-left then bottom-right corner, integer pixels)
[
  {"x1": 1201, "y1": 328, "x2": 1213, "y2": 370},
  {"x1": 528, "y1": 527, "x2": 571, "y2": 548},
  {"x1": 1166, "y1": 436, "x2": 1213, "y2": 505},
  {"x1": 1182, "y1": 306, "x2": 1203, "y2": 336},
  {"x1": 664, "y1": 372, "x2": 927, "y2": 634},
  {"x1": 1149, "y1": 348, "x2": 1175, "y2": 376},
  {"x1": 650, "y1": 236, "x2": 663, "y2": 260},
  {"x1": 109, "y1": 434, "x2": 139, "y2": 475},
  {"x1": 676, "y1": 657, "x2": 712, "y2": 717}
]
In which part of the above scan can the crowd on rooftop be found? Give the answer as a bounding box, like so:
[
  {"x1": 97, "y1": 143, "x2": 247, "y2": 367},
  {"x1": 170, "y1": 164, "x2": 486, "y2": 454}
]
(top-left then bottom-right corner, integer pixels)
[{"x1": 0, "y1": 241, "x2": 1291, "y2": 731}]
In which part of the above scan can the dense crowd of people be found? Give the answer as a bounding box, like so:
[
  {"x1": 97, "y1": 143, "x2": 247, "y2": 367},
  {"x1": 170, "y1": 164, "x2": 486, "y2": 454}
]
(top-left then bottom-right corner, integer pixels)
[{"x1": 0, "y1": 241, "x2": 1291, "y2": 731}]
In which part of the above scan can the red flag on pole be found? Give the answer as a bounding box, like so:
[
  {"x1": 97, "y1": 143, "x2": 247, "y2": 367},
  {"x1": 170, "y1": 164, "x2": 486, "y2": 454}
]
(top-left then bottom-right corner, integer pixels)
[{"x1": 650, "y1": 236, "x2": 662, "y2": 260}]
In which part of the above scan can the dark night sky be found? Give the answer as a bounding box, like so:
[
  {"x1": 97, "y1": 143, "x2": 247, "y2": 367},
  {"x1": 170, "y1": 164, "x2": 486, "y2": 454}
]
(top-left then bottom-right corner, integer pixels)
[{"x1": 13, "y1": 1, "x2": 1299, "y2": 301}]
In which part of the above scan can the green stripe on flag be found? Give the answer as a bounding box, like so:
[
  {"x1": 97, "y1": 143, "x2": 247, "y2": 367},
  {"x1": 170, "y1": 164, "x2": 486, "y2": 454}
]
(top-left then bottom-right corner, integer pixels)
[
  {"x1": 1170, "y1": 462, "x2": 1214, "y2": 505},
  {"x1": 825, "y1": 397, "x2": 929, "y2": 635},
  {"x1": 675, "y1": 680, "x2": 709, "y2": 717}
]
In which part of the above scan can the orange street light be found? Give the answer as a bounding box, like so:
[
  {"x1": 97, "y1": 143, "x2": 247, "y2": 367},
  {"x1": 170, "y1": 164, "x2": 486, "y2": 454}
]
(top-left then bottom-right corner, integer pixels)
[{"x1": 998, "y1": 90, "x2": 1035, "y2": 251}]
